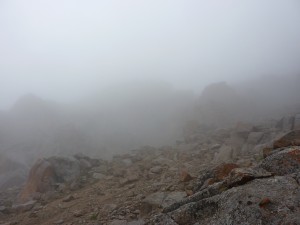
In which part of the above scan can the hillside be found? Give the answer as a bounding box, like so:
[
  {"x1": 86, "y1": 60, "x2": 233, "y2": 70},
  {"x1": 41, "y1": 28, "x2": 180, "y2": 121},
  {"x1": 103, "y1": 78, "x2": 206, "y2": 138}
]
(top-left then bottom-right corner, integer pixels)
[{"x1": 0, "y1": 113, "x2": 299, "y2": 225}]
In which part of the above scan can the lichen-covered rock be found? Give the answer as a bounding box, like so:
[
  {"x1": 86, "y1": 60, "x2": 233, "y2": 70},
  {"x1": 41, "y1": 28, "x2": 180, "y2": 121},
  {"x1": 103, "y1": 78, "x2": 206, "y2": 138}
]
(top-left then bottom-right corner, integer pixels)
[
  {"x1": 260, "y1": 147, "x2": 300, "y2": 175},
  {"x1": 194, "y1": 163, "x2": 239, "y2": 192},
  {"x1": 225, "y1": 167, "x2": 272, "y2": 188},
  {"x1": 167, "y1": 176, "x2": 300, "y2": 225}
]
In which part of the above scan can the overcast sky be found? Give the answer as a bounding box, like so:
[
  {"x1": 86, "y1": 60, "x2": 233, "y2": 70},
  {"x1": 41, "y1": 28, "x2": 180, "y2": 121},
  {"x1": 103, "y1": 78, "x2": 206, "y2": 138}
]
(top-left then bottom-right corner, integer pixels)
[{"x1": 1, "y1": 0, "x2": 300, "y2": 109}]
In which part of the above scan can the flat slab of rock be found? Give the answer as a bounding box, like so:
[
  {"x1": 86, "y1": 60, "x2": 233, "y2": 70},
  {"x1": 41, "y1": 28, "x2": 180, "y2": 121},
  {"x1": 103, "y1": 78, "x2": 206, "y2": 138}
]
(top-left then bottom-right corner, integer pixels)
[{"x1": 167, "y1": 176, "x2": 300, "y2": 225}]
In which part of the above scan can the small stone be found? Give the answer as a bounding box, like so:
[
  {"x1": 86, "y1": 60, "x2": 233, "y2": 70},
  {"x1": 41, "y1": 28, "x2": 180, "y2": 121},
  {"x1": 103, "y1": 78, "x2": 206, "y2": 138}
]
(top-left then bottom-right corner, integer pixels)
[
  {"x1": 132, "y1": 209, "x2": 140, "y2": 214},
  {"x1": 73, "y1": 209, "x2": 84, "y2": 217},
  {"x1": 150, "y1": 166, "x2": 163, "y2": 174},
  {"x1": 119, "y1": 178, "x2": 129, "y2": 186},
  {"x1": 62, "y1": 195, "x2": 75, "y2": 202},
  {"x1": 53, "y1": 219, "x2": 64, "y2": 225},
  {"x1": 179, "y1": 170, "x2": 193, "y2": 182}
]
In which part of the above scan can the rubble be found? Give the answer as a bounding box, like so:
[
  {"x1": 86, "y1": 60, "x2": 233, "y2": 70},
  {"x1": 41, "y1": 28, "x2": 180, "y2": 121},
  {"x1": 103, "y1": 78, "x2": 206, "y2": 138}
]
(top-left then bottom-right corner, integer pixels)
[{"x1": 0, "y1": 114, "x2": 300, "y2": 225}]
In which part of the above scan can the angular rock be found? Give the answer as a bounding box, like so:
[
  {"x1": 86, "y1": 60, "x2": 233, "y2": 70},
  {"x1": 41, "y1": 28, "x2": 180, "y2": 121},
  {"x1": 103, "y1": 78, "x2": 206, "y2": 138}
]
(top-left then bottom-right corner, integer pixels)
[
  {"x1": 62, "y1": 194, "x2": 75, "y2": 202},
  {"x1": 214, "y1": 145, "x2": 234, "y2": 163},
  {"x1": 194, "y1": 163, "x2": 239, "y2": 192},
  {"x1": 225, "y1": 167, "x2": 272, "y2": 188},
  {"x1": 11, "y1": 200, "x2": 36, "y2": 213},
  {"x1": 166, "y1": 176, "x2": 300, "y2": 225},
  {"x1": 19, "y1": 159, "x2": 55, "y2": 202},
  {"x1": 260, "y1": 147, "x2": 300, "y2": 176},
  {"x1": 241, "y1": 132, "x2": 264, "y2": 155},
  {"x1": 273, "y1": 130, "x2": 300, "y2": 149}
]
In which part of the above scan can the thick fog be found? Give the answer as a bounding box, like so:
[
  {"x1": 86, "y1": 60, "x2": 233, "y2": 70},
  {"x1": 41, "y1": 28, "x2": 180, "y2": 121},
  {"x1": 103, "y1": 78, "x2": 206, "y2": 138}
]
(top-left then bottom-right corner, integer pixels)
[
  {"x1": 1, "y1": 0, "x2": 300, "y2": 108},
  {"x1": 0, "y1": 1, "x2": 300, "y2": 166}
]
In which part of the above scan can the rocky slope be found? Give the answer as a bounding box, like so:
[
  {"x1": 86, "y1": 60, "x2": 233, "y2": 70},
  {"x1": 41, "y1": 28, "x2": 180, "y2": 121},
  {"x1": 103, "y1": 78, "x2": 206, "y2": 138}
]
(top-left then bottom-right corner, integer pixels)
[{"x1": 0, "y1": 114, "x2": 299, "y2": 225}]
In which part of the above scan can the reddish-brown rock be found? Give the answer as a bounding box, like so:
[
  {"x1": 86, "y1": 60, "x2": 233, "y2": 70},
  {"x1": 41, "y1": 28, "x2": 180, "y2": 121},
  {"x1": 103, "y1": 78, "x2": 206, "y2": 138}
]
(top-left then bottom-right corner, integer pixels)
[
  {"x1": 179, "y1": 170, "x2": 193, "y2": 182},
  {"x1": 19, "y1": 159, "x2": 55, "y2": 203},
  {"x1": 213, "y1": 163, "x2": 239, "y2": 180},
  {"x1": 259, "y1": 197, "x2": 271, "y2": 208}
]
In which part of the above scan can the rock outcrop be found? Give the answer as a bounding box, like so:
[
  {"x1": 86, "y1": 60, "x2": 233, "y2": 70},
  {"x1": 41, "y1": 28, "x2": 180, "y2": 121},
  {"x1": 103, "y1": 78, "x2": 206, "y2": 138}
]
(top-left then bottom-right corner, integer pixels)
[{"x1": 147, "y1": 127, "x2": 300, "y2": 225}]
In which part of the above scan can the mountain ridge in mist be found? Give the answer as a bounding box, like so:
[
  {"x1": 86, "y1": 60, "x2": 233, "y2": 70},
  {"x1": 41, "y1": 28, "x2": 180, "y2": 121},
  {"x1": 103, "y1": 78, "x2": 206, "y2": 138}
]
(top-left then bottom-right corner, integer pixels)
[{"x1": 0, "y1": 75, "x2": 299, "y2": 166}]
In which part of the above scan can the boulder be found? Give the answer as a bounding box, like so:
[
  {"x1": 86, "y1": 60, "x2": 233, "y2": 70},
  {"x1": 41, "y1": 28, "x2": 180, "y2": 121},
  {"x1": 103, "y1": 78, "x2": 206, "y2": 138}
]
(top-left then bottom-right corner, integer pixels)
[
  {"x1": 19, "y1": 159, "x2": 55, "y2": 202},
  {"x1": 47, "y1": 156, "x2": 81, "y2": 182},
  {"x1": 260, "y1": 147, "x2": 300, "y2": 176},
  {"x1": 167, "y1": 176, "x2": 300, "y2": 225},
  {"x1": 273, "y1": 130, "x2": 300, "y2": 149}
]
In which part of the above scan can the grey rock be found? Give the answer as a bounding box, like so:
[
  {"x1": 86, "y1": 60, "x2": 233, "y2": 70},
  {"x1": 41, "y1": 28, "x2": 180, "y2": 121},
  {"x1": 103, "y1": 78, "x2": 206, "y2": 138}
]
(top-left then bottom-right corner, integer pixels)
[
  {"x1": 53, "y1": 219, "x2": 64, "y2": 225},
  {"x1": 62, "y1": 194, "x2": 75, "y2": 202},
  {"x1": 214, "y1": 145, "x2": 234, "y2": 163},
  {"x1": 11, "y1": 200, "x2": 36, "y2": 213},
  {"x1": 260, "y1": 147, "x2": 300, "y2": 176},
  {"x1": 93, "y1": 173, "x2": 106, "y2": 180},
  {"x1": 150, "y1": 166, "x2": 163, "y2": 174},
  {"x1": 167, "y1": 176, "x2": 300, "y2": 225},
  {"x1": 47, "y1": 156, "x2": 81, "y2": 182}
]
